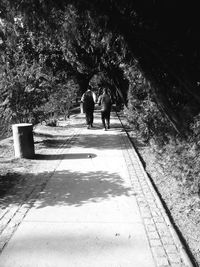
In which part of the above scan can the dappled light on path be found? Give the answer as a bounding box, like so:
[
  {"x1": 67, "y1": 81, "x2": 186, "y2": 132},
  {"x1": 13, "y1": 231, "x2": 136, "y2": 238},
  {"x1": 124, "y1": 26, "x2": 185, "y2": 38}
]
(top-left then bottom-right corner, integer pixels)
[{"x1": 33, "y1": 169, "x2": 133, "y2": 208}]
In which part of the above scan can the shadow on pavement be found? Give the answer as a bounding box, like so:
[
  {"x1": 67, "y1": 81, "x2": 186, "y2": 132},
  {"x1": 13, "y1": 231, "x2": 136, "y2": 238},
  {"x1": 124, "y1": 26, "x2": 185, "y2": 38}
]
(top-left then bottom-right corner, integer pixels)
[
  {"x1": 34, "y1": 139, "x2": 70, "y2": 147},
  {"x1": 0, "y1": 172, "x2": 22, "y2": 198},
  {"x1": 33, "y1": 123, "x2": 84, "y2": 137},
  {"x1": 34, "y1": 170, "x2": 132, "y2": 208},
  {"x1": 74, "y1": 133, "x2": 123, "y2": 150},
  {"x1": 36, "y1": 132, "x2": 124, "y2": 150},
  {"x1": 0, "y1": 169, "x2": 132, "y2": 209},
  {"x1": 34, "y1": 132, "x2": 125, "y2": 152},
  {"x1": 34, "y1": 153, "x2": 97, "y2": 160}
]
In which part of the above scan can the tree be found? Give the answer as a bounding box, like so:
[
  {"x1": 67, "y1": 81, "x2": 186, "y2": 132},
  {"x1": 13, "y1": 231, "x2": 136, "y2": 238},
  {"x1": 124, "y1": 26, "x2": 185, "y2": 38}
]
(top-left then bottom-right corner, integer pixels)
[
  {"x1": 41, "y1": 77, "x2": 79, "y2": 123},
  {"x1": 0, "y1": 6, "x2": 80, "y2": 130}
]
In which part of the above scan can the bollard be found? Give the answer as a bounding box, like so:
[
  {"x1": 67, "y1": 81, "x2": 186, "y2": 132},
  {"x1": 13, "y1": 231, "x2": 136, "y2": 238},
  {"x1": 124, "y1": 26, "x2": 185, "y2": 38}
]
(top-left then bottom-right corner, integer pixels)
[{"x1": 12, "y1": 123, "x2": 35, "y2": 158}]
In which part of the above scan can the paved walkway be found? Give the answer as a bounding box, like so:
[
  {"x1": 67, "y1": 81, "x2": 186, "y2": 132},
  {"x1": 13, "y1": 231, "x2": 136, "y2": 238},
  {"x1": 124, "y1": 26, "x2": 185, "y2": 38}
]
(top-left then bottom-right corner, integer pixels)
[{"x1": 0, "y1": 111, "x2": 193, "y2": 267}]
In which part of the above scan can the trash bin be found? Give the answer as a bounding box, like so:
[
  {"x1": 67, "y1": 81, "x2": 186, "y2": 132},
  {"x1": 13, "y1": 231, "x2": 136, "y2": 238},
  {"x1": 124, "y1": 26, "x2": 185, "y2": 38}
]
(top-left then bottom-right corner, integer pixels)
[{"x1": 12, "y1": 123, "x2": 35, "y2": 158}]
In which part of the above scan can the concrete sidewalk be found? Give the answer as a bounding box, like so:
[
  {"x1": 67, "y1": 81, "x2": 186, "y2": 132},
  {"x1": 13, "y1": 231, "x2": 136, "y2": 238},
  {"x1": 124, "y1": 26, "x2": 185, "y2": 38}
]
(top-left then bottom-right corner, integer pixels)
[{"x1": 0, "y1": 111, "x2": 193, "y2": 267}]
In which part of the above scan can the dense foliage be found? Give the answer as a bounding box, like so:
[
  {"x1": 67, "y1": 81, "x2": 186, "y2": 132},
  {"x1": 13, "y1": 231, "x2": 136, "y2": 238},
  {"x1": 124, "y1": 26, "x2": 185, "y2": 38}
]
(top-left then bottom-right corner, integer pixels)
[
  {"x1": 1, "y1": 0, "x2": 199, "y2": 130},
  {"x1": 0, "y1": 13, "x2": 76, "y2": 130},
  {"x1": 0, "y1": 2, "x2": 131, "y2": 131}
]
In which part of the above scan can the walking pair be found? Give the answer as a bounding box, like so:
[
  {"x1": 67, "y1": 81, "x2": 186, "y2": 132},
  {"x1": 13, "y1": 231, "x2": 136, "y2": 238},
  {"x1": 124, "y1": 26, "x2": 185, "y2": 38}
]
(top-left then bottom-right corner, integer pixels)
[{"x1": 81, "y1": 87, "x2": 112, "y2": 130}]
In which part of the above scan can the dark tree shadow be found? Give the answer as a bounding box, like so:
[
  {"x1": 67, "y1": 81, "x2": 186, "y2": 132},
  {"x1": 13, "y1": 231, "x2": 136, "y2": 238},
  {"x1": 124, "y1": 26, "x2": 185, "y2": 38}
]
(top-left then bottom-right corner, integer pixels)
[
  {"x1": 0, "y1": 173, "x2": 22, "y2": 197},
  {"x1": 35, "y1": 139, "x2": 71, "y2": 147},
  {"x1": 34, "y1": 153, "x2": 97, "y2": 160},
  {"x1": 0, "y1": 169, "x2": 133, "y2": 209},
  {"x1": 34, "y1": 131, "x2": 124, "y2": 151},
  {"x1": 34, "y1": 169, "x2": 133, "y2": 208},
  {"x1": 72, "y1": 133, "x2": 123, "y2": 150}
]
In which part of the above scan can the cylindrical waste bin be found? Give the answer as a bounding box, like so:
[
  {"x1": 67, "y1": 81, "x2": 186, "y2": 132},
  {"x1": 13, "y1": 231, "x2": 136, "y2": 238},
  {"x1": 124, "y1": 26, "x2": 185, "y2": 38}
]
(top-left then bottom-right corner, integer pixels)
[{"x1": 12, "y1": 123, "x2": 35, "y2": 158}]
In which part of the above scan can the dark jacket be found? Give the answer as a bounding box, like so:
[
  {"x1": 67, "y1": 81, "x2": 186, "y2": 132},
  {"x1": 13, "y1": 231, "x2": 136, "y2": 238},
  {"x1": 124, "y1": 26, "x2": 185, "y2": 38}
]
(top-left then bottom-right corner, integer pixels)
[{"x1": 81, "y1": 90, "x2": 96, "y2": 112}]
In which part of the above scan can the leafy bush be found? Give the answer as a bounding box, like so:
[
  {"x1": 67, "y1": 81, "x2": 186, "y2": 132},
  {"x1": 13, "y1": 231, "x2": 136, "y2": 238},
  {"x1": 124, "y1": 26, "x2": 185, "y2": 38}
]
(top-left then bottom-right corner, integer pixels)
[
  {"x1": 124, "y1": 65, "x2": 200, "y2": 195},
  {"x1": 124, "y1": 65, "x2": 176, "y2": 144},
  {"x1": 0, "y1": 58, "x2": 55, "y2": 129}
]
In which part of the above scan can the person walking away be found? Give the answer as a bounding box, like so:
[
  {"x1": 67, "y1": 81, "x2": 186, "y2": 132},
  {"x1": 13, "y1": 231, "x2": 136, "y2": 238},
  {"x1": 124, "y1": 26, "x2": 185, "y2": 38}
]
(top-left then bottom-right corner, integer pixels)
[
  {"x1": 81, "y1": 87, "x2": 96, "y2": 129},
  {"x1": 98, "y1": 88, "x2": 112, "y2": 130}
]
